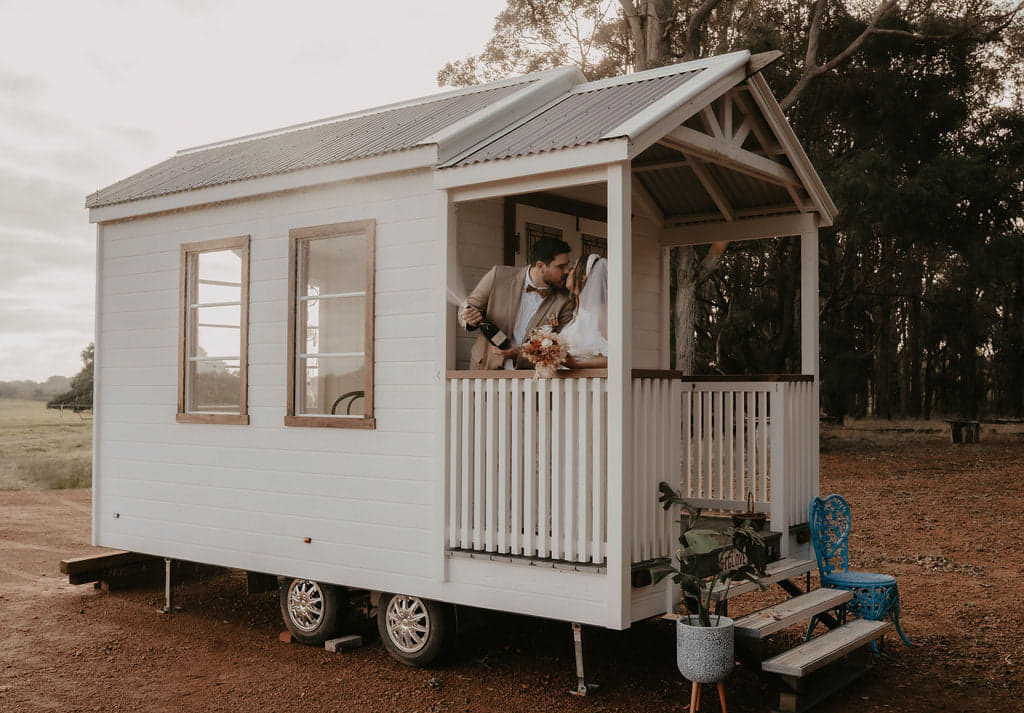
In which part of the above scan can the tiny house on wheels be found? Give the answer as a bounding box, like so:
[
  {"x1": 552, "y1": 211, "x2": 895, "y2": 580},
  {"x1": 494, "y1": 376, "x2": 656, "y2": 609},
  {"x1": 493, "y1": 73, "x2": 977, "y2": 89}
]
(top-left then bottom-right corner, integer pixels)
[{"x1": 86, "y1": 50, "x2": 836, "y2": 675}]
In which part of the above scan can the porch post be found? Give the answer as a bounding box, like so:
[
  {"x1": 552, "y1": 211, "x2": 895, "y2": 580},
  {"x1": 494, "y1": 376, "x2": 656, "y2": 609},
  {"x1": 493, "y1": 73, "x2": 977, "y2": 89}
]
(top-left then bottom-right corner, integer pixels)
[
  {"x1": 800, "y1": 221, "x2": 819, "y2": 379},
  {"x1": 435, "y1": 190, "x2": 458, "y2": 583},
  {"x1": 606, "y1": 161, "x2": 632, "y2": 629},
  {"x1": 800, "y1": 217, "x2": 821, "y2": 543}
]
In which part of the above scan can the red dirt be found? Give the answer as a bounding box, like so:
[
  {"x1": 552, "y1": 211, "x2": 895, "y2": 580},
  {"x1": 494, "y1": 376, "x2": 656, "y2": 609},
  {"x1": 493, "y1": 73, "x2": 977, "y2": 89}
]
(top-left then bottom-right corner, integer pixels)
[{"x1": 1, "y1": 431, "x2": 1022, "y2": 712}]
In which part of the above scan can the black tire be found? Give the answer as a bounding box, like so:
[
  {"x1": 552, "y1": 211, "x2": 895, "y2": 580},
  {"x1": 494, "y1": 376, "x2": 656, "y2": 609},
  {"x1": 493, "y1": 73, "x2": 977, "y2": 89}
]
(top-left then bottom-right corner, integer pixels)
[
  {"x1": 376, "y1": 592, "x2": 454, "y2": 667},
  {"x1": 279, "y1": 578, "x2": 345, "y2": 646}
]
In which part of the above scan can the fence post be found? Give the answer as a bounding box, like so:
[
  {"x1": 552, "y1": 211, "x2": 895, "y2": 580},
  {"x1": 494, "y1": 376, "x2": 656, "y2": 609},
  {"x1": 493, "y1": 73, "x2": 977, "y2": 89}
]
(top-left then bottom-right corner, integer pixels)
[{"x1": 769, "y1": 382, "x2": 788, "y2": 557}]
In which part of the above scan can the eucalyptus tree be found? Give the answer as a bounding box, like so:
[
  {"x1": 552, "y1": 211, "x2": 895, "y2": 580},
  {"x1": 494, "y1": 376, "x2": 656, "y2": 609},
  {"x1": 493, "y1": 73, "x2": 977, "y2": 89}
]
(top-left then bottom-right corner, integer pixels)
[{"x1": 441, "y1": 1, "x2": 1024, "y2": 417}]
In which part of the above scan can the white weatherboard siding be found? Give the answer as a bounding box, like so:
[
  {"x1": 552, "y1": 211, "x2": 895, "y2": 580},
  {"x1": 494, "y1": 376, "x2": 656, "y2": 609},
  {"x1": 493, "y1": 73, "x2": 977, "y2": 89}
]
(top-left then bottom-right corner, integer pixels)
[
  {"x1": 96, "y1": 172, "x2": 628, "y2": 626},
  {"x1": 630, "y1": 214, "x2": 662, "y2": 369},
  {"x1": 454, "y1": 198, "x2": 504, "y2": 370},
  {"x1": 96, "y1": 170, "x2": 449, "y2": 599}
]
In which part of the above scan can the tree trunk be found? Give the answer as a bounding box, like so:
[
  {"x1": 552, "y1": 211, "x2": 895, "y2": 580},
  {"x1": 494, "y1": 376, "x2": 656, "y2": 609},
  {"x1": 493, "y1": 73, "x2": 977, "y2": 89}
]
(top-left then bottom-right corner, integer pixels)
[
  {"x1": 619, "y1": 0, "x2": 674, "y2": 71},
  {"x1": 907, "y1": 290, "x2": 922, "y2": 418},
  {"x1": 674, "y1": 246, "x2": 698, "y2": 373},
  {"x1": 874, "y1": 305, "x2": 892, "y2": 419}
]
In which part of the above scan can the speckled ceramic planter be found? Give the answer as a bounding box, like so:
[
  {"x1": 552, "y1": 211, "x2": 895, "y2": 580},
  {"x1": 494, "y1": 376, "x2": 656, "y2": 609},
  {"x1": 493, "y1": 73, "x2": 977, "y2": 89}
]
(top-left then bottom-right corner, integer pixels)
[{"x1": 676, "y1": 615, "x2": 735, "y2": 683}]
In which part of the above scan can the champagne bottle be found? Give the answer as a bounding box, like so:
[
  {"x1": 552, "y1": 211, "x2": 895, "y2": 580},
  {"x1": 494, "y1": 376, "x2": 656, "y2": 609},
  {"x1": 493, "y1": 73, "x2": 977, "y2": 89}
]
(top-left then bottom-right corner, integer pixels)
[{"x1": 465, "y1": 306, "x2": 511, "y2": 349}]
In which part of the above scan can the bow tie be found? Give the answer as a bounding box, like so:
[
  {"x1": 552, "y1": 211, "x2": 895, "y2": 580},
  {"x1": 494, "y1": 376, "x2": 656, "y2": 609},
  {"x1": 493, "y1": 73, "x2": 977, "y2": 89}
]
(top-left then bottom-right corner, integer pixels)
[{"x1": 526, "y1": 284, "x2": 549, "y2": 299}]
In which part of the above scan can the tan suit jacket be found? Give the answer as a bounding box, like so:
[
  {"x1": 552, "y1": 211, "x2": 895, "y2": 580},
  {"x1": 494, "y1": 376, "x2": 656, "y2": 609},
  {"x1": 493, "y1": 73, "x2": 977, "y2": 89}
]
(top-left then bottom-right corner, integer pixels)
[{"x1": 462, "y1": 265, "x2": 575, "y2": 370}]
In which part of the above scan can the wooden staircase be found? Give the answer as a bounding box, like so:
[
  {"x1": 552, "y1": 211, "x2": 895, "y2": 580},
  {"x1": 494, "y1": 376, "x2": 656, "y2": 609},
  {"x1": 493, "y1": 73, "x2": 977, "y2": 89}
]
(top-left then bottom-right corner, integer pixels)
[{"x1": 729, "y1": 571, "x2": 892, "y2": 713}]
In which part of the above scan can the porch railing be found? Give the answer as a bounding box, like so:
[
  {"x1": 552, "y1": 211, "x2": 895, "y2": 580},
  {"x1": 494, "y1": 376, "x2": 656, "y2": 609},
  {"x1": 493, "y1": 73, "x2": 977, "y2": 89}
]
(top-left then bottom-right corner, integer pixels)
[
  {"x1": 631, "y1": 372, "x2": 818, "y2": 562},
  {"x1": 445, "y1": 371, "x2": 817, "y2": 568},
  {"x1": 446, "y1": 371, "x2": 608, "y2": 565}
]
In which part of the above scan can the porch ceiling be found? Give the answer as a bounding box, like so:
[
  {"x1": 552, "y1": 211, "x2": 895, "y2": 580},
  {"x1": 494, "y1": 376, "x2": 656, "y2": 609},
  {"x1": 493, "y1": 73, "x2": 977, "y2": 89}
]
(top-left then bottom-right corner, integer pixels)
[
  {"x1": 441, "y1": 53, "x2": 836, "y2": 228},
  {"x1": 633, "y1": 141, "x2": 803, "y2": 225}
]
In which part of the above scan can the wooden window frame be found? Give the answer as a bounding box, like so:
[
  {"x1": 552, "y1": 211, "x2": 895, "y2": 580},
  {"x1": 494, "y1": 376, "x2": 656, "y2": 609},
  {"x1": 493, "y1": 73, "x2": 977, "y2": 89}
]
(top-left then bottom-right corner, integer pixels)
[
  {"x1": 177, "y1": 235, "x2": 250, "y2": 425},
  {"x1": 286, "y1": 219, "x2": 376, "y2": 429}
]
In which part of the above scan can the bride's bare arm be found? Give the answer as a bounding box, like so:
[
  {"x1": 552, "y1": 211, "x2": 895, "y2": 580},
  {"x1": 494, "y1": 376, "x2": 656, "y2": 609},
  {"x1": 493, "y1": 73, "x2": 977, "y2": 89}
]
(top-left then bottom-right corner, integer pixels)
[{"x1": 565, "y1": 354, "x2": 608, "y2": 369}]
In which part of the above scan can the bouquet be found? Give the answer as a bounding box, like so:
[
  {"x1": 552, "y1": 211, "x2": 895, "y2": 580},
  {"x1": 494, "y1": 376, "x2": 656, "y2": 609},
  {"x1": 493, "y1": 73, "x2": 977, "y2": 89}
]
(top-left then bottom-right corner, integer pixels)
[{"x1": 520, "y1": 325, "x2": 567, "y2": 379}]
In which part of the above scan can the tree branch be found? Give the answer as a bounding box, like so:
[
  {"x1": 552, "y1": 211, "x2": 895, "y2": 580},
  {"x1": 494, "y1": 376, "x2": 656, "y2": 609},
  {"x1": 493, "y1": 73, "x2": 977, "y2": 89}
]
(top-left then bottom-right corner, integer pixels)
[
  {"x1": 685, "y1": 0, "x2": 726, "y2": 60},
  {"x1": 782, "y1": 0, "x2": 900, "y2": 111}
]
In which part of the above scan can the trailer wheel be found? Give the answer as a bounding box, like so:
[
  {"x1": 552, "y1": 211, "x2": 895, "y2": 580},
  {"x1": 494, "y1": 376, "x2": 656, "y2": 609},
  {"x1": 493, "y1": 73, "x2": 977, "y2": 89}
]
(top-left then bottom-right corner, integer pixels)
[
  {"x1": 377, "y1": 593, "x2": 453, "y2": 667},
  {"x1": 279, "y1": 578, "x2": 343, "y2": 645}
]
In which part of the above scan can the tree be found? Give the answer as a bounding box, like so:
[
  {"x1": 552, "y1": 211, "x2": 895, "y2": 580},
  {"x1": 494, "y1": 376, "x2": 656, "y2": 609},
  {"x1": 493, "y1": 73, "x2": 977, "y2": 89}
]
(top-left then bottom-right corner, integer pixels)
[
  {"x1": 441, "y1": 1, "x2": 1024, "y2": 415},
  {"x1": 47, "y1": 343, "x2": 94, "y2": 410}
]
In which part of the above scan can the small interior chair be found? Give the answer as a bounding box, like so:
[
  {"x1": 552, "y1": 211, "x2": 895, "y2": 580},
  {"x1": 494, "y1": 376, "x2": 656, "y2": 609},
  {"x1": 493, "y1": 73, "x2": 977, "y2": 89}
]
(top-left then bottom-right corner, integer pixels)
[{"x1": 807, "y1": 494, "x2": 912, "y2": 646}]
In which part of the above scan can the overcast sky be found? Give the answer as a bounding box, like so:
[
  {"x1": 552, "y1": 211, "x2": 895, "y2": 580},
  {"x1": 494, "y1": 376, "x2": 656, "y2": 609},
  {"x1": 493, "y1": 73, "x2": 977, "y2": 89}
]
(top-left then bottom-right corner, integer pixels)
[{"x1": 0, "y1": 0, "x2": 507, "y2": 381}]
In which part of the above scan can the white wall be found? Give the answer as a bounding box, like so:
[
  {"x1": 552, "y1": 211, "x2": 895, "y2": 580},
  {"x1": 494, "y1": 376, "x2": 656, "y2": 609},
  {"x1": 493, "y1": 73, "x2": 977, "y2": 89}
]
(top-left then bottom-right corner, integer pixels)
[
  {"x1": 630, "y1": 213, "x2": 662, "y2": 369},
  {"x1": 95, "y1": 174, "x2": 664, "y2": 629},
  {"x1": 453, "y1": 198, "x2": 504, "y2": 369},
  {"x1": 96, "y1": 170, "x2": 448, "y2": 599}
]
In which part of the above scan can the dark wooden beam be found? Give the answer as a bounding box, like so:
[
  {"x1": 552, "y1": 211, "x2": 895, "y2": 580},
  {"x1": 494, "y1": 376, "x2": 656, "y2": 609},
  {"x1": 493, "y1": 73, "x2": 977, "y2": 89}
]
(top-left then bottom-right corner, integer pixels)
[{"x1": 513, "y1": 192, "x2": 607, "y2": 224}]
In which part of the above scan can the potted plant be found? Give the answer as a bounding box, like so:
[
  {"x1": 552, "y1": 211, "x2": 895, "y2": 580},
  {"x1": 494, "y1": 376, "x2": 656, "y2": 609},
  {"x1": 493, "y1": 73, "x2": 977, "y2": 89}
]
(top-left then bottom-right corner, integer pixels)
[
  {"x1": 730, "y1": 491, "x2": 767, "y2": 531},
  {"x1": 652, "y1": 482, "x2": 769, "y2": 684}
]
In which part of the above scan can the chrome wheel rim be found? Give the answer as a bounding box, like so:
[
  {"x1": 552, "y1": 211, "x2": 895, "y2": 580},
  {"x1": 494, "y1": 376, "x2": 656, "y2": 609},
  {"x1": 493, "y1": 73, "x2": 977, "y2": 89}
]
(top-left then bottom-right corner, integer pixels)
[
  {"x1": 286, "y1": 579, "x2": 325, "y2": 632},
  {"x1": 385, "y1": 595, "x2": 430, "y2": 654}
]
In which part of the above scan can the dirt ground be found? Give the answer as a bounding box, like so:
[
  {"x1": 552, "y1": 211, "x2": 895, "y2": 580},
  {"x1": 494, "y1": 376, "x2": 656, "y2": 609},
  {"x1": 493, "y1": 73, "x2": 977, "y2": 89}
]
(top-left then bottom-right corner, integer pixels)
[{"x1": 2, "y1": 427, "x2": 1022, "y2": 713}]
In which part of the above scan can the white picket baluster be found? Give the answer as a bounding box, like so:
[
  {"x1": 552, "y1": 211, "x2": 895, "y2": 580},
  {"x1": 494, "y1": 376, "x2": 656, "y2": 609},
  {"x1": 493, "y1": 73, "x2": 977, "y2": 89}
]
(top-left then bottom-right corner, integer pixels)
[
  {"x1": 562, "y1": 380, "x2": 576, "y2": 562},
  {"x1": 460, "y1": 380, "x2": 472, "y2": 550},
  {"x1": 577, "y1": 379, "x2": 590, "y2": 562},
  {"x1": 497, "y1": 379, "x2": 509, "y2": 553},
  {"x1": 537, "y1": 379, "x2": 549, "y2": 558},
  {"x1": 667, "y1": 379, "x2": 682, "y2": 555},
  {"x1": 484, "y1": 379, "x2": 496, "y2": 551},
  {"x1": 448, "y1": 379, "x2": 460, "y2": 548},
  {"x1": 523, "y1": 379, "x2": 536, "y2": 557},
  {"x1": 511, "y1": 379, "x2": 522, "y2": 556},
  {"x1": 682, "y1": 388, "x2": 692, "y2": 498},
  {"x1": 592, "y1": 378, "x2": 604, "y2": 563},
  {"x1": 550, "y1": 381, "x2": 562, "y2": 561}
]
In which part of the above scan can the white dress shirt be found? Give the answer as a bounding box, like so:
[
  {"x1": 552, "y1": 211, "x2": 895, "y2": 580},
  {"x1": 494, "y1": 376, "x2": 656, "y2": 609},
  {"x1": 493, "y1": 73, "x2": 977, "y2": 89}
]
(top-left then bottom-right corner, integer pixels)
[{"x1": 505, "y1": 269, "x2": 545, "y2": 370}]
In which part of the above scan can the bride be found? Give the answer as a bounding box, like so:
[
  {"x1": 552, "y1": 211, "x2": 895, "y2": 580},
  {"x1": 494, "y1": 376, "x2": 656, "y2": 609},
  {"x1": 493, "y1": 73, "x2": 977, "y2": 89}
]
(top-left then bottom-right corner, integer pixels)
[{"x1": 561, "y1": 253, "x2": 608, "y2": 369}]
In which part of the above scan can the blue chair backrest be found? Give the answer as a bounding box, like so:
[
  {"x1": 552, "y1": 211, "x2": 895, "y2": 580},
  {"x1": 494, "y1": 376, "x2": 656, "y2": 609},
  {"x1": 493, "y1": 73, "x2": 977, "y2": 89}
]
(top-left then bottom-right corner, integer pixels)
[{"x1": 809, "y1": 494, "x2": 851, "y2": 577}]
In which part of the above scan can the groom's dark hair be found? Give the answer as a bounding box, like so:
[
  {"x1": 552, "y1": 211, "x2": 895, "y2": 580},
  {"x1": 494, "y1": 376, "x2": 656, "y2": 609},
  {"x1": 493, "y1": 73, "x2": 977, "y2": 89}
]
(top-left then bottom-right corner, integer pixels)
[{"x1": 531, "y1": 236, "x2": 571, "y2": 264}]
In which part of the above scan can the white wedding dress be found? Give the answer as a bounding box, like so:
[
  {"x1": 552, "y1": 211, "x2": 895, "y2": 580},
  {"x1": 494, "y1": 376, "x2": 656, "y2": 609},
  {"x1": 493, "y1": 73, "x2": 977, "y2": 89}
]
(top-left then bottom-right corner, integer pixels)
[{"x1": 560, "y1": 256, "x2": 608, "y2": 362}]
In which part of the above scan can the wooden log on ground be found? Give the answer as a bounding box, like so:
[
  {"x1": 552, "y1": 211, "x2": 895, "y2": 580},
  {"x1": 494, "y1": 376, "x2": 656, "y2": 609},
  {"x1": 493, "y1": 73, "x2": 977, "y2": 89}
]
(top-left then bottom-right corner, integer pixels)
[{"x1": 60, "y1": 550, "x2": 156, "y2": 576}]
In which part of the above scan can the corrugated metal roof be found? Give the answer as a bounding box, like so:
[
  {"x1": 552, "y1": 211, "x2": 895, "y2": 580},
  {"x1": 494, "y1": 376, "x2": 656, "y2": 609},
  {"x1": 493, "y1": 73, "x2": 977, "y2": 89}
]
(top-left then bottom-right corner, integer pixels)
[
  {"x1": 86, "y1": 82, "x2": 528, "y2": 209},
  {"x1": 452, "y1": 70, "x2": 702, "y2": 166}
]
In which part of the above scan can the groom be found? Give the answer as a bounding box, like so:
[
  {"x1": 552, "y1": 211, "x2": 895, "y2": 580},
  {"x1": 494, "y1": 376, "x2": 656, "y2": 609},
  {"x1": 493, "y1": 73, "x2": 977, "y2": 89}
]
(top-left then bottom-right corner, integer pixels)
[{"x1": 459, "y1": 236, "x2": 574, "y2": 370}]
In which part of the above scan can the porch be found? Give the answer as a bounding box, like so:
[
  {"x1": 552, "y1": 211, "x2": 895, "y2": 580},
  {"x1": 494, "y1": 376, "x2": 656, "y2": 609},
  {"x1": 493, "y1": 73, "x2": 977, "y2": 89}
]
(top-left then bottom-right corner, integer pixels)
[{"x1": 434, "y1": 51, "x2": 835, "y2": 629}]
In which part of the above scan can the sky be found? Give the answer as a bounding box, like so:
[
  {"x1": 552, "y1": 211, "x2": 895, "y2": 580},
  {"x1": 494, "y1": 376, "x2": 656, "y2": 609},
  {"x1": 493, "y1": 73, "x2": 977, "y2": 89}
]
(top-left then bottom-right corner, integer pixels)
[{"x1": 0, "y1": 0, "x2": 507, "y2": 381}]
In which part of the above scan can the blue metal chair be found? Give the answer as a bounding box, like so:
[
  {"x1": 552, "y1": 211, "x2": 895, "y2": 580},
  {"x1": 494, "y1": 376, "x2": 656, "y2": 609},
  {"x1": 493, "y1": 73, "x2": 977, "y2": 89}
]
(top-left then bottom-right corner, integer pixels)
[{"x1": 806, "y1": 494, "x2": 912, "y2": 648}]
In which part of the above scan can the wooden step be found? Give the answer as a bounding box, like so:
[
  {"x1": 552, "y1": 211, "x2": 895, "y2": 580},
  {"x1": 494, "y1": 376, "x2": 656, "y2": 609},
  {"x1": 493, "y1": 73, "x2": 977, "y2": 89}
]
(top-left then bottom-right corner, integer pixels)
[
  {"x1": 761, "y1": 618, "x2": 893, "y2": 677},
  {"x1": 708, "y1": 557, "x2": 815, "y2": 601},
  {"x1": 734, "y1": 588, "x2": 853, "y2": 639}
]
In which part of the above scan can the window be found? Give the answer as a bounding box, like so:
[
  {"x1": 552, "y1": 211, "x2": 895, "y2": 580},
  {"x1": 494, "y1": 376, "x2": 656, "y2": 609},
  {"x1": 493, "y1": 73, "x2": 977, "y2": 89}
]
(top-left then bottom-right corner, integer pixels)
[
  {"x1": 286, "y1": 220, "x2": 375, "y2": 429},
  {"x1": 177, "y1": 236, "x2": 250, "y2": 424}
]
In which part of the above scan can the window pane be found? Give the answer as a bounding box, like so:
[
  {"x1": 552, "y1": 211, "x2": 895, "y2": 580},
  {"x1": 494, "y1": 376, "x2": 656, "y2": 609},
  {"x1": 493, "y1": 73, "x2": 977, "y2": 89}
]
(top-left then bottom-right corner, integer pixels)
[
  {"x1": 197, "y1": 249, "x2": 242, "y2": 303},
  {"x1": 303, "y1": 295, "x2": 365, "y2": 355},
  {"x1": 193, "y1": 304, "x2": 241, "y2": 358},
  {"x1": 189, "y1": 359, "x2": 241, "y2": 412},
  {"x1": 299, "y1": 356, "x2": 365, "y2": 416},
  {"x1": 303, "y1": 233, "x2": 366, "y2": 295}
]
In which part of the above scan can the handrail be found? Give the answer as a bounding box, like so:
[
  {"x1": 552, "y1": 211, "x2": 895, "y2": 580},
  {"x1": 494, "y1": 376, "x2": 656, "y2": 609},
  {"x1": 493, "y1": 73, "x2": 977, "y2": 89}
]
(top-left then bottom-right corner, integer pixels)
[
  {"x1": 631, "y1": 370, "x2": 814, "y2": 382},
  {"x1": 447, "y1": 369, "x2": 608, "y2": 380},
  {"x1": 446, "y1": 369, "x2": 812, "y2": 382}
]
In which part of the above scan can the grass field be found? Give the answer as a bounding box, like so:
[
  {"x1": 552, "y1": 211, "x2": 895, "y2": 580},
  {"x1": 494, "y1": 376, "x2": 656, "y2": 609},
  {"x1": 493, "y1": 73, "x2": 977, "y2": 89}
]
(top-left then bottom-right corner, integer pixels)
[{"x1": 0, "y1": 398, "x2": 92, "y2": 490}]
